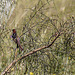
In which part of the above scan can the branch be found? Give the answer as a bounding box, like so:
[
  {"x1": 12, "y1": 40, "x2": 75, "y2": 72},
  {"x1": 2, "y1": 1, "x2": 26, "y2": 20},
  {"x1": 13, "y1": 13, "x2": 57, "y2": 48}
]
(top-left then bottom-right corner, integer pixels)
[{"x1": 1, "y1": 33, "x2": 60, "y2": 75}]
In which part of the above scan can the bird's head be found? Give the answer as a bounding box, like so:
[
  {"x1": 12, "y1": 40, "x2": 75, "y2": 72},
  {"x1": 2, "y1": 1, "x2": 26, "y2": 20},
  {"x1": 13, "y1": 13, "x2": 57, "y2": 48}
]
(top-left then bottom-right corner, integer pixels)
[{"x1": 12, "y1": 29, "x2": 16, "y2": 33}]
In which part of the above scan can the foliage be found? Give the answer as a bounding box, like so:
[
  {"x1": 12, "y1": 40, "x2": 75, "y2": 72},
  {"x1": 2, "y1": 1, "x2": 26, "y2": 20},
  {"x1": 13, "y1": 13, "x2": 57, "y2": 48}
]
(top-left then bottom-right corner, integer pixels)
[{"x1": 0, "y1": 0, "x2": 75, "y2": 75}]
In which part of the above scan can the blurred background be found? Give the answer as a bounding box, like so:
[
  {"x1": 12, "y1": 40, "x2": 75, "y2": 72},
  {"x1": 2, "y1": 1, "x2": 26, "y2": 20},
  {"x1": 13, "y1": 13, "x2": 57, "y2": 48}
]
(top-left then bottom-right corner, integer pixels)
[{"x1": 0, "y1": 0, "x2": 75, "y2": 75}]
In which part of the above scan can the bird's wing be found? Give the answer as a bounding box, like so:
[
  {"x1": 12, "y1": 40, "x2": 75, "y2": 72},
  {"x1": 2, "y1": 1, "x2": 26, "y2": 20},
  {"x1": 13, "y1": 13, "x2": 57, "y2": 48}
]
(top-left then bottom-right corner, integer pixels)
[{"x1": 16, "y1": 36, "x2": 23, "y2": 51}]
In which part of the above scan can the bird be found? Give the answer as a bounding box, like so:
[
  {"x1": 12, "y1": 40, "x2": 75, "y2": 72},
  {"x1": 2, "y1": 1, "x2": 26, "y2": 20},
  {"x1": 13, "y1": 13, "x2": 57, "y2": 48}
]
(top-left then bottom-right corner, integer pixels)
[{"x1": 12, "y1": 29, "x2": 23, "y2": 51}]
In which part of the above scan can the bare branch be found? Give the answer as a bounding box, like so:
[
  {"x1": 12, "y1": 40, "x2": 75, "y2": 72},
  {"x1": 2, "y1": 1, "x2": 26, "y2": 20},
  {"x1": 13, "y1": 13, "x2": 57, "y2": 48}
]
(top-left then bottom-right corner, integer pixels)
[{"x1": 1, "y1": 33, "x2": 61, "y2": 75}]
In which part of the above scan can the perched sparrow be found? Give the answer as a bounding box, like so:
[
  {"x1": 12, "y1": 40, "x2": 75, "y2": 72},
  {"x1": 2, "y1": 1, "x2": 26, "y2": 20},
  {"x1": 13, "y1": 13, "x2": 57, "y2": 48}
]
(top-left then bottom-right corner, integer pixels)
[{"x1": 12, "y1": 29, "x2": 23, "y2": 51}]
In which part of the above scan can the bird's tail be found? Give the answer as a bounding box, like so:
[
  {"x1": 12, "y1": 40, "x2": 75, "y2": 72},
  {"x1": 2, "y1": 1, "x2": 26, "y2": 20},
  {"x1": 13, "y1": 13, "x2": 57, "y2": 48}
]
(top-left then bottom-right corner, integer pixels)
[{"x1": 17, "y1": 37, "x2": 23, "y2": 51}]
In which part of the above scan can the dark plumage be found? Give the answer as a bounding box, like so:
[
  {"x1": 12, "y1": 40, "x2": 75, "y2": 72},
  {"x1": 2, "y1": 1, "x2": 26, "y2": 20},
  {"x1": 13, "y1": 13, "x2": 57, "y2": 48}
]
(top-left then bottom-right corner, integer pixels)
[{"x1": 12, "y1": 29, "x2": 23, "y2": 50}]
